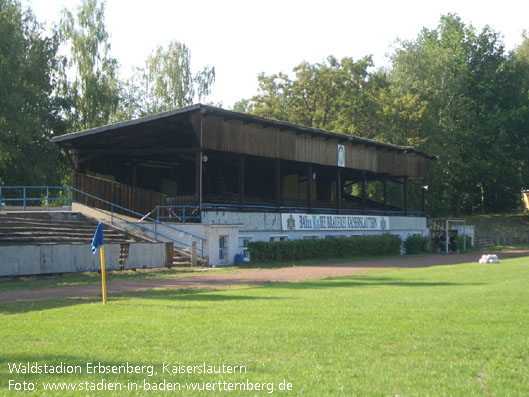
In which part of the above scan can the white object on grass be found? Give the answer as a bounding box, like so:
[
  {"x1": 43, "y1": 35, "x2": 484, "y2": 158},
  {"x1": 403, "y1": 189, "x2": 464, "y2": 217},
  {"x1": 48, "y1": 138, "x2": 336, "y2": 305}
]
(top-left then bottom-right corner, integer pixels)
[{"x1": 479, "y1": 254, "x2": 500, "y2": 264}]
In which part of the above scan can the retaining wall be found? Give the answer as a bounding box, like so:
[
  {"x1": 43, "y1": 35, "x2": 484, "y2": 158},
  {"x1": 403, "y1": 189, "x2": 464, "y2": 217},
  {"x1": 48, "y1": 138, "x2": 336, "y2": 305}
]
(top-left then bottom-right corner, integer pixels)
[{"x1": 0, "y1": 243, "x2": 170, "y2": 277}]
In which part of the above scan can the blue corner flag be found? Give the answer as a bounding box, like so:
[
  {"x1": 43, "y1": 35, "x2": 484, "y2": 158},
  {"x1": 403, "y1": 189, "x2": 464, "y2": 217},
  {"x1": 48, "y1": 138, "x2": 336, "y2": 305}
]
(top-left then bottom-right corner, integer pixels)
[{"x1": 91, "y1": 223, "x2": 104, "y2": 254}]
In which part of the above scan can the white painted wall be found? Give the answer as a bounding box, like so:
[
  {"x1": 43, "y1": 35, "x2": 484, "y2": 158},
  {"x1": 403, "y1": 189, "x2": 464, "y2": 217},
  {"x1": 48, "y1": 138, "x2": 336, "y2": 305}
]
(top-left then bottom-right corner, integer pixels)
[
  {"x1": 0, "y1": 244, "x2": 119, "y2": 276},
  {"x1": 204, "y1": 225, "x2": 240, "y2": 267},
  {"x1": 114, "y1": 221, "x2": 241, "y2": 267},
  {"x1": 0, "y1": 243, "x2": 168, "y2": 276},
  {"x1": 125, "y1": 243, "x2": 168, "y2": 269},
  {"x1": 203, "y1": 211, "x2": 429, "y2": 258}
]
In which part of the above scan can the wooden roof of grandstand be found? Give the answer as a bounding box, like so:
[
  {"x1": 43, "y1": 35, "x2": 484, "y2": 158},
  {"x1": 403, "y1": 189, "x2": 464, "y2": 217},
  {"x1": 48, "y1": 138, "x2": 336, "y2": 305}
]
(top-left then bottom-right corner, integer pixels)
[{"x1": 52, "y1": 104, "x2": 435, "y2": 179}]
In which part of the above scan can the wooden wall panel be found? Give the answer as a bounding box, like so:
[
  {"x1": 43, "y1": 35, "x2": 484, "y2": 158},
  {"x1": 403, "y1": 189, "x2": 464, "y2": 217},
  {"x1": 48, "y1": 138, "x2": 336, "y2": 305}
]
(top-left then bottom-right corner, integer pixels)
[
  {"x1": 192, "y1": 113, "x2": 431, "y2": 179},
  {"x1": 408, "y1": 154, "x2": 418, "y2": 179},
  {"x1": 73, "y1": 173, "x2": 167, "y2": 216}
]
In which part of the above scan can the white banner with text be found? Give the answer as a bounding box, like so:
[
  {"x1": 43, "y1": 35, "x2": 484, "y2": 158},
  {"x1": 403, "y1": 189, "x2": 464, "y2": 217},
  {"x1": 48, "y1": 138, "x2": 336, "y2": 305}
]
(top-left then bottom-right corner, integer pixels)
[{"x1": 281, "y1": 213, "x2": 390, "y2": 232}]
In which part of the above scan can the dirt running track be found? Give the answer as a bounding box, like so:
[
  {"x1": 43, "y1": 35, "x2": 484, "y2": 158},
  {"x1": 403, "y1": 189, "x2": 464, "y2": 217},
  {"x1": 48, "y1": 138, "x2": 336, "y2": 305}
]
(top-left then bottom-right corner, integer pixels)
[{"x1": 2, "y1": 250, "x2": 528, "y2": 303}]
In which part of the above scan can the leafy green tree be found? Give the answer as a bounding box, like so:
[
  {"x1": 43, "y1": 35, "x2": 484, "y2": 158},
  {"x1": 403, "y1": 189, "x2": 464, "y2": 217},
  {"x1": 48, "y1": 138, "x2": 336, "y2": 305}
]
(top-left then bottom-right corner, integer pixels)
[
  {"x1": 246, "y1": 56, "x2": 378, "y2": 135},
  {"x1": 232, "y1": 98, "x2": 250, "y2": 113},
  {"x1": 0, "y1": 0, "x2": 66, "y2": 186},
  {"x1": 246, "y1": 72, "x2": 291, "y2": 121},
  {"x1": 133, "y1": 40, "x2": 215, "y2": 115},
  {"x1": 59, "y1": 0, "x2": 121, "y2": 131},
  {"x1": 241, "y1": 14, "x2": 529, "y2": 216},
  {"x1": 387, "y1": 14, "x2": 521, "y2": 215},
  {"x1": 511, "y1": 33, "x2": 529, "y2": 194}
]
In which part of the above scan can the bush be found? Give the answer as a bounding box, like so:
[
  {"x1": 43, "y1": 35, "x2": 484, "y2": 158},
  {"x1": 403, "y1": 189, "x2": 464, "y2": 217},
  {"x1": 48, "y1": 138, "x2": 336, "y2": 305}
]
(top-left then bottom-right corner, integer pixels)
[
  {"x1": 403, "y1": 235, "x2": 428, "y2": 254},
  {"x1": 248, "y1": 234, "x2": 402, "y2": 262}
]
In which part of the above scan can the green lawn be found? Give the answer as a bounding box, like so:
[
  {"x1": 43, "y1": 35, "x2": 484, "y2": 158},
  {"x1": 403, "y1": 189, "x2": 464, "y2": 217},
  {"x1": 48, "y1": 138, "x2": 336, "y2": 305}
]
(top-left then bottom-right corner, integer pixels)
[
  {"x1": 1, "y1": 258, "x2": 529, "y2": 395},
  {"x1": 0, "y1": 267, "x2": 232, "y2": 293}
]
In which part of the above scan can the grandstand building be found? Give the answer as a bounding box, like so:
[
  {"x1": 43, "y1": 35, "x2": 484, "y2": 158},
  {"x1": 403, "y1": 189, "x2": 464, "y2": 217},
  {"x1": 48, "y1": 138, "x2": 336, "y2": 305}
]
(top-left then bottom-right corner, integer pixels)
[{"x1": 52, "y1": 104, "x2": 435, "y2": 265}]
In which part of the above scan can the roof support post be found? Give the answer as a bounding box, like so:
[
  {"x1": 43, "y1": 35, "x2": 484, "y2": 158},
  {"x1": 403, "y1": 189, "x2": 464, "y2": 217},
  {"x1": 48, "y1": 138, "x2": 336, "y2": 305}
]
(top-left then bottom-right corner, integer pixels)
[
  {"x1": 361, "y1": 171, "x2": 366, "y2": 213},
  {"x1": 383, "y1": 174, "x2": 388, "y2": 212},
  {"x1": 239, "y1": 155, "x2": 245, "y2": 205},
  {"x1": 307, "y1": 165, "x2": 313, "y2": 210},
  {"x1": 195, "y1": 151, "x2": 201, "y2": 205},
  {"x1": 403, "y1": 176, "x2": 408, "y2": 213},
  {"x1": 336, "y1": 168, "x2": 342, "y2": 211},
  {"x1": 422, "y1": 182, "x2": 426, "y2": 215},
  {"x1": 199, "y1": 112, "x2": 204, "y2": 212},
  {"x1": 275, "y1": 159, "x2": 281, "y2": 207}
]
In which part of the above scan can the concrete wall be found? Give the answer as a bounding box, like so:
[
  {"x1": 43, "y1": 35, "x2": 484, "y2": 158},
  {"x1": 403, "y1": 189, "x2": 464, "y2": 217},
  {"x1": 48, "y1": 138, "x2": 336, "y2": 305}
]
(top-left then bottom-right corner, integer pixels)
[
  {"x1": 71, "y1": 203, "x2": 430, "y2": 265},
  {"x1": 203, "y1": 211, "x2": 427, "y2": 234},
  {"x1": 71, "y1": 202, "x2": 241, "y2": 266},
  {"x1": 202, "y1": 211, "x2": 281, "y2": 231},
  {"x1": 204, "y1": 225, "x2": 240, "y2": 266},
  {"x1": 115, "y1": 221, "x2": 240, "y2": 267},
  {"x1": 0, "y1": 243, "x2": 168, "y2": 277},
  {"x1": 204, "y1": 211, "x2": 428, "y2": 241},
  {"x1": 125, "y1": 243, "x2": 171, "y2": 270},
  {"x1": 387, "y1": 216, "x2": 429, "y2": 244},
  {"x1": 208, "y1": 212, "x2": 429, "y2": 259}
]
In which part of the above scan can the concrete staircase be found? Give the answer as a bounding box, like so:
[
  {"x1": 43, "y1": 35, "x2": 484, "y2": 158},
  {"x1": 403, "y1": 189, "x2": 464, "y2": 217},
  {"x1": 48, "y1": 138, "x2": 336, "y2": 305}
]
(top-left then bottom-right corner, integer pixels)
[
  {"x1": 0, "y1": 212, "x2": 202, "y2": 267},
  {"x1": 0, "y1": 212, "x2": 147, "y2": 245},
  {"x1": 173, "y1": 247, "x2": 207, "y2": 267}
]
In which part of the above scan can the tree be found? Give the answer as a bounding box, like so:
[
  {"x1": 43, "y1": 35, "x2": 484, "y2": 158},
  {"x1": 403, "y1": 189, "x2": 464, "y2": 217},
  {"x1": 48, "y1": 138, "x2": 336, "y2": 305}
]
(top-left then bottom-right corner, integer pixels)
[
  {"x1": 511, "y1": 33, "x2": 529, "y2": 193},
  {"x1": 0, "y1": 0, "x2": 65, "y2": 186},
  {"x1": 245, "y1": 56, "x2": 378, "y2": 136},
  {"x1": 387, "y1": 14, "x2": 519, "y2": 215},
  {"x1": 59, "y1": 0, "x2": 121, "y2": 131},
  {"x1": 232, "y1": 98, "x2": 250, "y2": 113},
  {"x1": 133, "y1": 40, "x2": 215, "y2": 115},
  {"x1": 240, "y1": 14, "x2": 528, "y2": 216}
]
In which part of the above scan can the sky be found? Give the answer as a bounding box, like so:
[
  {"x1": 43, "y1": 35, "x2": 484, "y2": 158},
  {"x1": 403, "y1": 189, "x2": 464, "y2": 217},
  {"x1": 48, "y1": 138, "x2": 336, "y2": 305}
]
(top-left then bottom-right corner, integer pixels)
[{"x1": 27, "y1": 0, "x2": 529, "y2": 108}]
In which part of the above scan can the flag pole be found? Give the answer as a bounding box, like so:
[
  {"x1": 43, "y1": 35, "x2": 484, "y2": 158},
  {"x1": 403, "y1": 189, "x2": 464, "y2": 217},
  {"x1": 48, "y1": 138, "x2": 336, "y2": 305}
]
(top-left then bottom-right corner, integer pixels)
[
  {"x1": 91, "y1": 222, "x2": 107, "y2": 305},
  {"x1": 100, "y1": 245, "x2": 107, "y2": 304}
]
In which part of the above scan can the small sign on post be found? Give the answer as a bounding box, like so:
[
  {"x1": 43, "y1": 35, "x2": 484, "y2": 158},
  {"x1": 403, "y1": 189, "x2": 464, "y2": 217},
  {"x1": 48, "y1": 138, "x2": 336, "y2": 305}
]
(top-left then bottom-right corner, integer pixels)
[{"x1": 337, "y1": 145, "x2": 345, "y2": 167}]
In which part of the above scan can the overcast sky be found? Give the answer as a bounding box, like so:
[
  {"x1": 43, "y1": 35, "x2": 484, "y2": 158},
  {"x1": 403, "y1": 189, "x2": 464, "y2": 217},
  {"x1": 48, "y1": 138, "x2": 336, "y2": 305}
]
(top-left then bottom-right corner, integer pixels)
[{"x1": 27, "y1": 0, "x2": 529, "y2": 108}]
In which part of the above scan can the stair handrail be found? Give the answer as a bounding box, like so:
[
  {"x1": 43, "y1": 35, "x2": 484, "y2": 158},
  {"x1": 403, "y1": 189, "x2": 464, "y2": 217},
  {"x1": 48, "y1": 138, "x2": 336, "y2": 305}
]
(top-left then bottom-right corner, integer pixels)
[
  {"x1": 70, "y1": 187, "x2": 205, "y2": 257},
  {"x1": 0, "y1": 185, "x2": 204, "y2": 258}
]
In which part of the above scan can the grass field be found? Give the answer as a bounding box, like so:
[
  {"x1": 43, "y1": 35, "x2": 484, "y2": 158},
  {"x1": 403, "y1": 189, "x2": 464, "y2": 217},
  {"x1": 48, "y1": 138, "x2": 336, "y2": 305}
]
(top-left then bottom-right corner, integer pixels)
[
  {"x1": 1, "y1": 257, "x2": 529, "y2": 395},
  {"x1": 0, "y1": 267, "x2": 232, "y2": 293},
  {"x1": 0, "y1": 253, "x2": 400, "y2": 293}
]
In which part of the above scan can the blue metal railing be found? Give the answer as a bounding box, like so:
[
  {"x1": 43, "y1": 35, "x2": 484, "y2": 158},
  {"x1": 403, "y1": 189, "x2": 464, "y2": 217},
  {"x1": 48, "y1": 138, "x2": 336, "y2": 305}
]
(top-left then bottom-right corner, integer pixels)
[
  {"x1": 152, "y1": 202, "x2": 423, "y2": 222},
  {"x1": 200, "y1": 203, "x2": 424, "y2": 217},
  {"x1": 69, "y1": 188, "x2": 205, "y2": 257},
  {"x1": 0, "y1": 186, "x2": 424, "y2": 219},
  {"x1": 0, "y1": 186, "x2": 73, "y2": 212},
  {"x1": 0, "y1": 185, "x2": 425, "y2": 258},
  {"x1": 155, "y1": 205, "x2": 201, "y2": 223},
  {"x1": 0, "y1": 186, "x2": 205, "y2": 258}
]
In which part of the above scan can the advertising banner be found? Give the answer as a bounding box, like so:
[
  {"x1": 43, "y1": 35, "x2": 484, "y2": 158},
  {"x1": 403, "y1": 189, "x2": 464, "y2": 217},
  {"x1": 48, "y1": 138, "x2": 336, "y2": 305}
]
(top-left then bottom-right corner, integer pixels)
[{"x1": 281, "y1": 213, "x2": 390, "y2": 232}]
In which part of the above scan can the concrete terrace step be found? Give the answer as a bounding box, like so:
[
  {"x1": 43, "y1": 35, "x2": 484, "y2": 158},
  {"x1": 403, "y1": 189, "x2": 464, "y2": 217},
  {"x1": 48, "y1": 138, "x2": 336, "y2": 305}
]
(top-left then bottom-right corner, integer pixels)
[
  {"x1": 0, "y1": 228, "x2": 132, "y2": 237},
  {"x1": 0, "y1": 222, "x2": 99, "y2": 230},
  {"x1": 0, "y1": 211, "x2": 204, "y2": 267},
  {"x1": 0, "y1": 228, "x2": 140, "y2": 239},
  {"x1": 0, "y1": 237, "x2": 138, "y2": 245},
  {"x1": 172, "y1": 248, "x2": 206, "y2": 267},
  {"x1": 0, "y1": 212, "x2": 149, "y2": 246}
]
